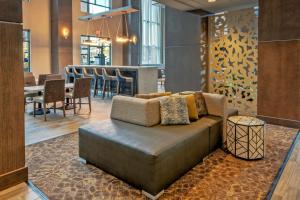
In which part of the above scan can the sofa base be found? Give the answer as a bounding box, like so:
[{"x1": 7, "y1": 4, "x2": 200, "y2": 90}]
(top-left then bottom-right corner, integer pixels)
[{"x1": 142, "y1": 190, "x2": 164, "y2": 200}]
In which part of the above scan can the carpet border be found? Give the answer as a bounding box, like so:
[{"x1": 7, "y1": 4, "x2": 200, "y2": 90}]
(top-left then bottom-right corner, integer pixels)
[
  {"x1": 266, "y1": 129, "x2": 300, "y2": 200},
  {"x1": 28, "y1": 180, "x2": 49, "y2": 200},
  {"x1": 26, "y1": 131, "x2": 78, "y2": 147}
]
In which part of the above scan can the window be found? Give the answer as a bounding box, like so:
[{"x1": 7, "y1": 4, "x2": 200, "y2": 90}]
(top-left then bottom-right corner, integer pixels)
[
  {"x1": 80, "y1": 35, "x2": 112, "y2": 65},
  {"x1": 23, "y1": 30, "x2": 31, "y2": 72},
  {"x1": 81, "y1": 0, "x2": 110, "y2": 14},
  {"x1": 141, "y1": 0, "x2": 164, "y2": 65}
]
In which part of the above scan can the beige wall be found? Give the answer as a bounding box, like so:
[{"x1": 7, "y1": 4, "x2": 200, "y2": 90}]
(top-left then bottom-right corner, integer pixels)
[
  {"x1": 72, "y1": 0, "x2": 124, "y2": 65},
  {"x1": 22, "y1": 0, "x2": 51, "y2": 76}
]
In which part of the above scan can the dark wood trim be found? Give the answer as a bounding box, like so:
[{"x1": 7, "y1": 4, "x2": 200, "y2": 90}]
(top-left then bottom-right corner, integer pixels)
[
  {"x1": 257, "y1": 115, "x2": 300, "y2": 129},
  {"x1": 0, "y1": 167, "x2": 28, "y2": 191}
]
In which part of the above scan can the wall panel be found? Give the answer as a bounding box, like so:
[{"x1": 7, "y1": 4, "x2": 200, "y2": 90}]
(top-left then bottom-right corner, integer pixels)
[
  {"x1": 208, "y1": 8, "x2": 258, "y2": 115},
  {"x1": 0, "y1": 7, "x2": 27, "y2": 190},
  {"x1": 258, "y1": 0, "x2": 300, "y2": 128}
]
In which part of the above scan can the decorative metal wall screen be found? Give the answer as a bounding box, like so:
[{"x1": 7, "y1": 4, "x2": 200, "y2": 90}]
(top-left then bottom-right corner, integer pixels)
[{"x1": 208, "y1": 8, "x2": 258, "y2": 115}]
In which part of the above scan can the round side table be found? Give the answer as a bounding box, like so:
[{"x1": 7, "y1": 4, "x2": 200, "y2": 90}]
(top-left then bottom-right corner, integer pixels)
[{"x1": 226, "y1": 116, "x2": 265, "y2": 160}]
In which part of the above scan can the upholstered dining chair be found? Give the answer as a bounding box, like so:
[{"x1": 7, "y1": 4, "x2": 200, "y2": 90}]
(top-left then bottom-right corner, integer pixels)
[
  {"x1": 93, "y1": 68, "x2": 103, "y2": 97},
  {"x1": 102, "y1": 68, "x2": 117, "y2": 99},
  {"x1": 65, "y1": 77, "x2": 92, "y2": 114},
  {"x1": 24, "y1": 72, "x2": 36, "y2": 86},
  {"x1": 24, "y1": 72, "x2": 38, "y2": 110},
  {"x1": 33, "y1": 79, "x2": 66, "y2": 121},
  {"x1": 46, "y1": 74, "x2": 62, "y2": 80},
  {"x1": 115, "y1": 68, "x2": 134, "y2": 96},
  {"x1": 38, "y1": 74, "x2": 51, "y2": 86}
]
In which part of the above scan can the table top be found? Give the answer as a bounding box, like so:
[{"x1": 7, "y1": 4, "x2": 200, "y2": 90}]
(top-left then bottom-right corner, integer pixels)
[
  {"x1": 24, "y1": 83, "x2": 74, "y2": 93},
  {"x1": 227, "y1": 116, "x2": 265, "y2": 126}
]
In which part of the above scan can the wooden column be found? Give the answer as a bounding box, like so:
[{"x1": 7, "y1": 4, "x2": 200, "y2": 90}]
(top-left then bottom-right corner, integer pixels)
[
  {"x1": 257, "y1": 0, "x2": 300, "y2": 127},
  {"x1": 51, "y1": 0, "x2": 73, "y2": 74},
  {"x1": 0, "y1": 0, "x2": 28, "y2": 191}
]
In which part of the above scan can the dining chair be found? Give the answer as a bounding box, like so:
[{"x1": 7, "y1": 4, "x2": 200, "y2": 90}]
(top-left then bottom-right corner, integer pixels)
[
  {"x1": 24, "y1": 72, "x2": 38, "y2": 110},
  {"x1": 115, "y1": 68, "x2": 134, "y2": 96},
  {"x1": 102, "y1": 68, "x2": 117, "y2": 99},
  {"x1": 24, "y1": 72, "x2": 36, "y2": 87},
  {"x1": 46, "y1": 74, "x2": 62, "y2": 80},
  {"x1": 93, "y1": 68, "x2": 104, "y2": 97},
  {"x1": 38, "y1": 74, "x2": 51, "y2": 85},
  {"x1": 33, "y1": 79, "x2": 66, "y2": 121},
  {"x1": 65, "y1": 77, "x2": 92, "y2": 114}
]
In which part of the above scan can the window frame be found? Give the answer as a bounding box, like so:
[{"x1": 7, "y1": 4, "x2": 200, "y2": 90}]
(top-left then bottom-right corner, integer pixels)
[
  {"x1": 140, "y1": 0, "x2": 165, "y2": 67},
  {"x1": 23, "y1": 29, "x2": 31, "y2": 72},
  {"x1": 80, "y1": 35, "x2": 112, "y2": 66},
  {"x1": 80, "y1": 0, "x2": 111, "y2": 14}
]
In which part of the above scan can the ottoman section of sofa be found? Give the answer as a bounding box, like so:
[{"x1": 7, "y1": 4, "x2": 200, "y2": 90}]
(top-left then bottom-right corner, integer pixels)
[{"x1": 79, "y1": 119, "x2": 211, "y2": 196}]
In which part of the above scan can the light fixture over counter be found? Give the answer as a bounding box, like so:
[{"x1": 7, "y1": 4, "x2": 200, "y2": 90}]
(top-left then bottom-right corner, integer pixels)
[{"x1": 78, "y1": 5, "x2": 139, "y2": 45}]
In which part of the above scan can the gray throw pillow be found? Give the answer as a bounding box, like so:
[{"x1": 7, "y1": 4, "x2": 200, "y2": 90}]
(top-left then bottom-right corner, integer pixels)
[{"x1": 159, "y1": 96, "x2": 190, "y2": 125}]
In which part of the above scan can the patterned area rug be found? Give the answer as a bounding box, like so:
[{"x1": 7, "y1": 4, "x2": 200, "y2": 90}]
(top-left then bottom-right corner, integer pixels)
[{"x1": 26, "y1": 125, "x2": 299, "y2": 200}]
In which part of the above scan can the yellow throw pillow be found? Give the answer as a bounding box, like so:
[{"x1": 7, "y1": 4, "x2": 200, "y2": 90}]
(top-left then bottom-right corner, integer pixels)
[{"x1": 185, "y1": 94, "x2": 199, "y2": 120}]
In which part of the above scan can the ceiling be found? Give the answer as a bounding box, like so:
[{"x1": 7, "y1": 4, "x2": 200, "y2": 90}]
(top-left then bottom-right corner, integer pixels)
[{"x1": 156, "y1": 0, "x2": 258, "y2": 13}]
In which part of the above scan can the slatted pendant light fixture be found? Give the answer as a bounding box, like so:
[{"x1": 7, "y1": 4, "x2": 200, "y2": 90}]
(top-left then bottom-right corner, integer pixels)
[{"x1": 116, "y1": 11, "x2": 137, "y2": 44}]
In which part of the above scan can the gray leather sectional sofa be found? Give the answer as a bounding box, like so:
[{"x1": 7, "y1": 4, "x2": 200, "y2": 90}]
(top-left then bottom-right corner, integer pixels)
[{"x1": 79, "y1": 94, "x2": 237, "y2": 199}]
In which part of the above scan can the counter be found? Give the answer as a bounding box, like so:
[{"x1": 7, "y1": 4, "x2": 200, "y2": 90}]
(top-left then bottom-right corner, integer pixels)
[{"x1": 66, "y1": 65, "x2": 158, "y2": 95}]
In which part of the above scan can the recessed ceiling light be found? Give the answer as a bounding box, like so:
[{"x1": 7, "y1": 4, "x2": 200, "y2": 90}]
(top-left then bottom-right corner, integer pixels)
[{"x1": 208, "y1": 0, "x2": 216, "y2": 2}]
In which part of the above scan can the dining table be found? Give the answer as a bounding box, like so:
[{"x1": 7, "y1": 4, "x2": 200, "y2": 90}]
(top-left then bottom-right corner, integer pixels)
[{"x1": 24, "y1": 83, "x2": 74, "y2": 115}]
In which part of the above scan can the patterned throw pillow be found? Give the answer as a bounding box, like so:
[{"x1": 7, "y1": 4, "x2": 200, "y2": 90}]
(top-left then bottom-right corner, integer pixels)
[
  {"x1": 159, "y1": 96, "x2": 190, "y2": 125},
  {"x1": 180, "y1": 91, "x2": 208, "y2": 117},
  {"x1": 172, "y1": 93, "x2": 198, "y2": 121}
]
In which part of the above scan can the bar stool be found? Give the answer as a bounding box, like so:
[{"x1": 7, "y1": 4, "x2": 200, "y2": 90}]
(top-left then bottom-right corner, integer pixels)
[
  {"x1": 83, "y1": 68, "x2": 94, "y2": 78},
  {"x1": 93, "y1": 68, "x2": 104, "y2": 97},
  {"x1": 65, "y1": 66, "x2": 75, "y2": 83},
  {"x1": 102, "y1": 68, "x2": 117, "y2": 99},
  {"x1": 115, "y1": 68, "x2": 134, "y2": 96},
  {"x1": 73, "y1": 67, "x2": 84, "y2": 79}
]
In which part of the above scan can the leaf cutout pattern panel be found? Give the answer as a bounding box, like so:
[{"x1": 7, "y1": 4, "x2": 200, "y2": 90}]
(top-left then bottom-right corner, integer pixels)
[{"x1": 208, "y1": 8, "x2": 258, "y2": 116}]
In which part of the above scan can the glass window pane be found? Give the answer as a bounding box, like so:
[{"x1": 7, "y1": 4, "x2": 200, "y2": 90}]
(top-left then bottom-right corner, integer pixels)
[
  {"x1": 80, "y1": 2, "x2": 88, "y2": 13},
  {"x1": 80, "y1": 35, "x2": 111, "y2": 65}
]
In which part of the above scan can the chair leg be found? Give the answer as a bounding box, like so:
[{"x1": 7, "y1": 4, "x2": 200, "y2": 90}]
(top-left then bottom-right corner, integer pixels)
[
  {"x1": 88, "y1": 96, "x2": 91, "y2": 113},
  {"x1": 54, "y1": 102, "x2": 56, "y2": 113},
  {"x1": 73, "y1": 98, "x2": 76, "y2": 114},
  {"x1": 79, "y1": 98, "x2": 82, "y2": 109},
  {"x1": 93, "y1": 79, "x2": 98, "y2": 97},
  {"x1": 62, "y1": 101, "x2": 66, "y2": 117},
  {"x1": 131, "y1": 81, "x2": 134, "y2": 96},
  {"x1": 117, "y1": 81, "x2": 120, "y2": 95},
  {"x1": 43, "y1": 103, "x2": 47, "y2": 121},
  {"x1": 33, "y1": 102, "x2": 36, "y2": 117},
  {"x1": 102, "y1": 80, "x2": 106, "y2": 99}
]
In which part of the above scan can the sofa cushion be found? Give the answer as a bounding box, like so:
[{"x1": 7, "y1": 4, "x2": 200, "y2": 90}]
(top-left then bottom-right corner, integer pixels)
[
  {"x1": 202, "y1": 93, "x2": 227, "y2": 117},
  {"x1": 135, "y1": 92, "x2": 172, "y2": 99},
  {"x1": 159, "y1": 96, "x2": 190, "y2": 125},
  {"x1": 110, "y1": 95, "x2": 160, "y2": 127}
]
